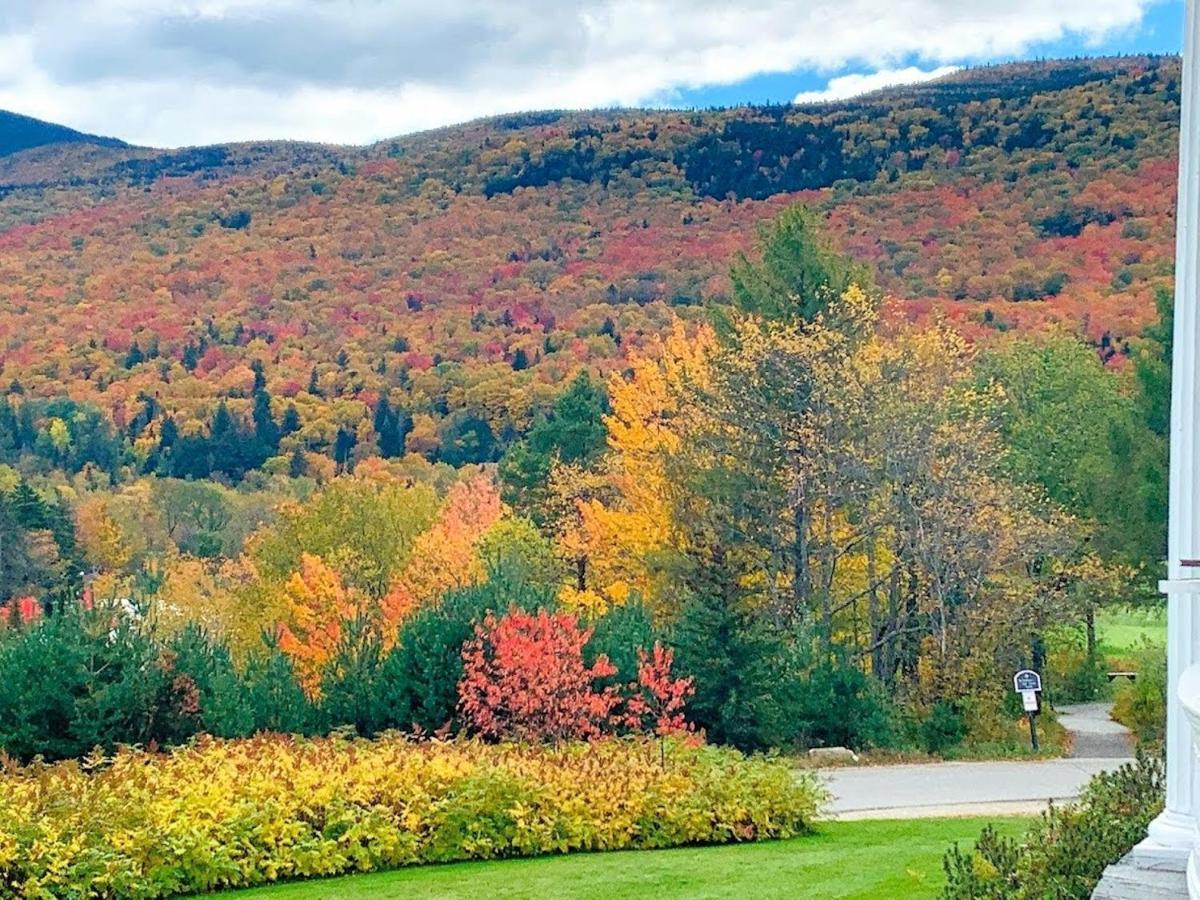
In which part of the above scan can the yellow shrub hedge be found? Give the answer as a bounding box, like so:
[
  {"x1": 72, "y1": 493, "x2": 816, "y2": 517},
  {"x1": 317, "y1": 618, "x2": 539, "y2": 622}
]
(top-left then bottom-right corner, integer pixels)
[{"x1": 0, "y1": 734, "x2": 825, "y2": 898}]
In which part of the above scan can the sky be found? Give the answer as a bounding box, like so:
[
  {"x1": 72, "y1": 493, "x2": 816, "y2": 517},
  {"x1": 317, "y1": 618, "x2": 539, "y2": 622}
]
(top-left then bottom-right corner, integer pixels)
[{"x1": 0, "y1": 0, "x2": 1185, "y2": 148}]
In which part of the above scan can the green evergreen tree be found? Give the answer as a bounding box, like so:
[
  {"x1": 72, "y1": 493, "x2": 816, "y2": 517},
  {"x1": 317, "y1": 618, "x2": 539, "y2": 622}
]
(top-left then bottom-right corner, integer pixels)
[
  {"x1": 251, "y1": 389, "x2": 280, "y2": 464},
  {"x1": 730, "y1": 204, "x2": 871, "y2": 327},
  {"x1": 209, "y1": 402, "x2": 244, "y2": 479},
  {"x1": 499, "y1": 370, "x2": 608, "y2": 511},
  {"x1": 288, "y1": 444, "x2": 307, "y2": 478},
  {"x1": 250, "y1": 359, "x2": 267, "y2": 394},
  {"x1": 123, "y1": 340, "x2": 145, "y2": 369},
  {"x1": 281, "y1": 403, "x2": 301, "y2": 437}
]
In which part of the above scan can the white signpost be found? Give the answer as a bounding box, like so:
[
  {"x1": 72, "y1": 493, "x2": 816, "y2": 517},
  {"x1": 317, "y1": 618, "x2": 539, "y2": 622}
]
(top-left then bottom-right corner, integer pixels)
[{"x1": 1013, "y1": 670, "x2": 1042, "y2": 751}]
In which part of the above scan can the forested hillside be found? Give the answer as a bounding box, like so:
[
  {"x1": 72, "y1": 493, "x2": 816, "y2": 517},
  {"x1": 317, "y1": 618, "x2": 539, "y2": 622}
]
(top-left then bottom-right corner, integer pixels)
[
  {"x1": 0, "y1": 110, "x2": 125, "y2": 159},
  {"x1": 0, "y1": 55, "x2": 1175, "y2": 793},
  {"x1": 0, "y1": 55, "x2": 1180, "y2": 478}
]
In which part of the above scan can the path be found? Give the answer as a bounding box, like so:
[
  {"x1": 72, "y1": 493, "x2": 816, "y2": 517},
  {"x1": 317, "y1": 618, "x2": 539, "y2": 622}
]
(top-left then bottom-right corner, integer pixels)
[
  {"x1": 823, "y1": 702, "x2": 1135, "y2": 820},
  {"x1": 1058, "y1": 701, "x2": 1135, "y2": 759}
]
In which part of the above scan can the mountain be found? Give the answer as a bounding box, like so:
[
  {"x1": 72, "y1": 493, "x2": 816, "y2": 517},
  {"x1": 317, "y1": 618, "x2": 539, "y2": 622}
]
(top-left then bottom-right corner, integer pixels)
[
  {"x1": 0, "y1": 55, "x2": 1180, "y2": 473},
  {"x1": 0, "y1": 109, "x2": 126, "y2": 158}
]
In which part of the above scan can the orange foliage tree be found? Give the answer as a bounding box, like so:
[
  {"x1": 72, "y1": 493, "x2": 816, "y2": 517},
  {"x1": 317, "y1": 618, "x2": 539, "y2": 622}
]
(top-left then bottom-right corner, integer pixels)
[
  {"x1": 276, "y1": 553, "x2": 361, "y2": 694},
  {"x1": 398, "y1": 474, "x2": 504, "y2": 604},
  {"x1": 623, "y1": 643, "x2": 694, "y2": 737}
]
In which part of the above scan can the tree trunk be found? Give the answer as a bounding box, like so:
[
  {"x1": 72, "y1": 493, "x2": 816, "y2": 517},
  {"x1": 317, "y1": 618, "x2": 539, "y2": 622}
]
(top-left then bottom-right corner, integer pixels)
[
  {"x1": 820, "y1": 504, "x2": 834, "y2": 649},
  {"x1": 867, "y1": 538, "x2": 882, "y2": 678},
  {"x1": 792, "y1": 501, "x2": 811, "y2": 620},
  {"x1": 902, "y1": 562, "x2": 920, "y2": 678}
]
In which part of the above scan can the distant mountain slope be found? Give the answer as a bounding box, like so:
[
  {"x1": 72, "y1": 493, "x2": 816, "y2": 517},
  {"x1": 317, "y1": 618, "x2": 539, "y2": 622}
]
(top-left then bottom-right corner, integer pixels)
[
  {"x1": 0, "y1": 55, "x2": 1180, "y2": 470},
  {"x1": 0, "y1": 110, "x2": 126, "y2": 158}
]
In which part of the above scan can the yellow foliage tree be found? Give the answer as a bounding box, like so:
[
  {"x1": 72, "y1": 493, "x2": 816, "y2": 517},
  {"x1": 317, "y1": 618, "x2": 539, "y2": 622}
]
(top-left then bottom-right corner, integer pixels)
[{"x1": 567, "y1": 322, "x2": 716, "y2": 615}]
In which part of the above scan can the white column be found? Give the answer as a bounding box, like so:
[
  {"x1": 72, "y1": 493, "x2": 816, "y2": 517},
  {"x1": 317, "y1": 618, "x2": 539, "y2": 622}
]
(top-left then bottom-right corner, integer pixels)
[{"x1": 1147, "y1": 0, "x2": 1200, "y2": 858}]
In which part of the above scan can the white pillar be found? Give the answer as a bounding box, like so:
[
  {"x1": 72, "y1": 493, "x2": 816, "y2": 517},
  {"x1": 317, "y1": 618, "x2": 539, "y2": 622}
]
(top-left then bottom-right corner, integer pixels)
[{"x1": 1147, "y1": 0, "x2": 1200, "y2": 859}]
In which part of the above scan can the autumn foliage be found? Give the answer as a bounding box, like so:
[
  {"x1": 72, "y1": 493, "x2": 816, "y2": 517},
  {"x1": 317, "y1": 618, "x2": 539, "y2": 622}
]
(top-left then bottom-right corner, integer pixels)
[
  {"x1": 276, "y1": 554, "x2": 361, "y2": 693},
  {"x1": 459, "y1": 608, "x2": 620, "y2": 741},
  {"x1": 458, "y1": 607, "x2": 692, "y2": 742},
  {"x1": 398, "y1": 474, "x2": 504, "y2": 604},
  {"x1": 0, "y1": 596, "x2": 39, "y2": 627},
  {"x1": 0, "y1": 56, "x2": 1178, "y2": 483},
  {"x1": 624, "y1": 643, "x2": 694, "y2": 737},
  {"x1": 0, "y1": 735, "x2": 824, "y2": 898}
]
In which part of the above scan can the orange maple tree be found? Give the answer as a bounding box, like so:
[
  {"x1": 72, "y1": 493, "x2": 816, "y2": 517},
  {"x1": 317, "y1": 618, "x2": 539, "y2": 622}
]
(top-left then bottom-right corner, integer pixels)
[
  {"x1": 276, "y1": 553, "x2": 360, "y2": 694},
  {"x1": 1, "y1": 595, "x2": 40, "y2": 627}
]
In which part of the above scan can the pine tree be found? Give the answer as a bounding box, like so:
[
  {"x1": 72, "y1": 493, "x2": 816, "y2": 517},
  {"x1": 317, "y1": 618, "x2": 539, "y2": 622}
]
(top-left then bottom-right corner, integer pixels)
[
  {"x1": 334, "y1": 427, "x2": 357, "y2": 472},
  {"x1": 124, "y1": 341, "x2": 145, "y2": 369},
  {"x1": 209, "y1": 402, "x2": 244, "y2": 479},
  {"x1": 251, "y1": 389, "x2": 280, "y2": 463},
  {"x1": 251, "y1": 359, "x2": 267, "y2": 394},
  {"x1": 159, "y1": 415, "x2": 178, "y2": 450},
  {"x1": 730, "y1": 204, "x2": 871, "y2": 327},
  {"x1": 10, "y1": 481, "x2": 49, "y2": 531},
  {"x1": 281, "y1": 403, "x2": 301, "y2": 437},
  {"x1": 499, "y1": 370, "x2": 609, "y2": 511},
  {"x1": 288, "y1": 445, "x2": 307, "y2": 478},
  {"x1": 182, "y1": 342, "x2": 200, "y2": 372},
  {"x1": 373, "y1": 397, "x2": 412, "y2": 459}
]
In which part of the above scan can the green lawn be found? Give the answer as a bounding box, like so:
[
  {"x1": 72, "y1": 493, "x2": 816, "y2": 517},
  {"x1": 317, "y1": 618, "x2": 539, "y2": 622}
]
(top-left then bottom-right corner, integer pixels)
[
  {"x1": 1096, "y1": 606, "x2": 1166, "y2": 652},
  {"x1": 223, "y1": 817, "x2": 1032, "y2": 900}
]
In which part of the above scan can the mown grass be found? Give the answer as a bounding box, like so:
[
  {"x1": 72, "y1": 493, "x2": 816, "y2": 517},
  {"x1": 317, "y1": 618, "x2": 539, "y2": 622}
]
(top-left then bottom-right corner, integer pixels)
[
  {"x1": 1096, "y1": 606, "x2": 1166, "y2": 652},
  {"x1": 224, "y1": 817, "x2": 1034, "y2": 900}
]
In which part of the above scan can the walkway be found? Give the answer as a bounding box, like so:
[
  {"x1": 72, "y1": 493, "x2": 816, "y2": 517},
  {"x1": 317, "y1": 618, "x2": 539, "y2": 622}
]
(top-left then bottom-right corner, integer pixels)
[{"x1": 1059, "y1": 702, "x2": 1135, "y2": 759}]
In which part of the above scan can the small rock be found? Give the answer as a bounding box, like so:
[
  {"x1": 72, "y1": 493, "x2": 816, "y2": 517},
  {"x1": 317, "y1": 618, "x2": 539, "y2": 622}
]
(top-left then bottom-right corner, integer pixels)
[{"x1": 808, "y1": 746, "x2": 859, "y2": 764}]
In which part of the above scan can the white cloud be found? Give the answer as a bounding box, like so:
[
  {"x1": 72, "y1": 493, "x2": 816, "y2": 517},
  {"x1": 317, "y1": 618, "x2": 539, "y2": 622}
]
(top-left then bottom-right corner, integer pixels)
[
  {"x1": 793, "y1": 65, "x2": 962, "y2": 105},
  {"x1": 0, "y1": 0, "x2": 1162, "y2": 147}
]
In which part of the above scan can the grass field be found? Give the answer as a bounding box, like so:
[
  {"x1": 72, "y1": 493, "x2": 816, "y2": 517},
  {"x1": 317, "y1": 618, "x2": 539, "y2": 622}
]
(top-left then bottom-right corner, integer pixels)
[
  {"x1": 224, "y1": 817, "x2": 1033, "y2": 900},
  {"x1": 1096, "y1": 606, "x2": 1166, "y2": 651}
]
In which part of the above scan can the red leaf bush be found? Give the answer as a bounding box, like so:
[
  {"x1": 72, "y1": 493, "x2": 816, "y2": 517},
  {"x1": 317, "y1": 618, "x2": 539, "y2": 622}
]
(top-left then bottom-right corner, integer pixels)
[
  {"x1": 459, "y1": 608, "x2": 620, "y2": 741},
  {"x1": 458, "y1": 607, "x2": 694, "y2": 742}
]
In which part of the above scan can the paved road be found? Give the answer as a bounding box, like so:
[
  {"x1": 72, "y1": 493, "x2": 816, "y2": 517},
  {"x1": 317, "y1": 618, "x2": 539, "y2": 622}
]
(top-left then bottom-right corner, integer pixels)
[
  {"x1": 823, "y1": 703, "x2": 1135, "y2": 820},
  {"x1": 825, "y1": 756, "x2": 1132, "y2": 819}
]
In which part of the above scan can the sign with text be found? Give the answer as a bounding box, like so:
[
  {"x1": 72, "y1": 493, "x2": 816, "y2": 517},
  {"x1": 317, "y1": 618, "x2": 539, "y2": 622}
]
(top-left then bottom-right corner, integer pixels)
[
  {"x1": 1013, "y1": 670, "x2": 1042, "y2": 693},
  {"x1": 1021, "y1": 690, "x2": 1039, "y2": 712}
]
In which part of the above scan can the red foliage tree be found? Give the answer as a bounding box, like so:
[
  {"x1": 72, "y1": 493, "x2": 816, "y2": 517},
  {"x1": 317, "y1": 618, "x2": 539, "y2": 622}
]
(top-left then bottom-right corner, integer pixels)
[
  {"x1": 0, "y1": 595, "x2": 41, "y2": 629},
  {"x1": 624, "y1": 643, "x2": 694, "y2": 737},
  {"x1": 458, "y1": 607, "x2": 620, "y2": 742}
]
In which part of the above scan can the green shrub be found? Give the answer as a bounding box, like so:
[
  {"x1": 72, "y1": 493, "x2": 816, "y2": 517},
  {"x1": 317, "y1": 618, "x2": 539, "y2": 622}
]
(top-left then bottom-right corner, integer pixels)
[
  {"x1": 1044, "y1": 627, "x2": 1109, "y2": 703},
  {"x1": 1111, "y1": 643, "x2": 1166, "y2": 748},
  {"x1": 0, "y1": 612, "x2": 320, "y2": 762},
  {"x1": 793, "y1": 655, "x2": 897, "y2": 750},
  {"x1": 0, "y1": 610, "x2": 167, "y2": 761},
  {"x1": 920, "y1": 700, "x2": 968, "y2": 755},
  {"x1": 943, "y1": 752, "x2": 1164, "y2": 899}
]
